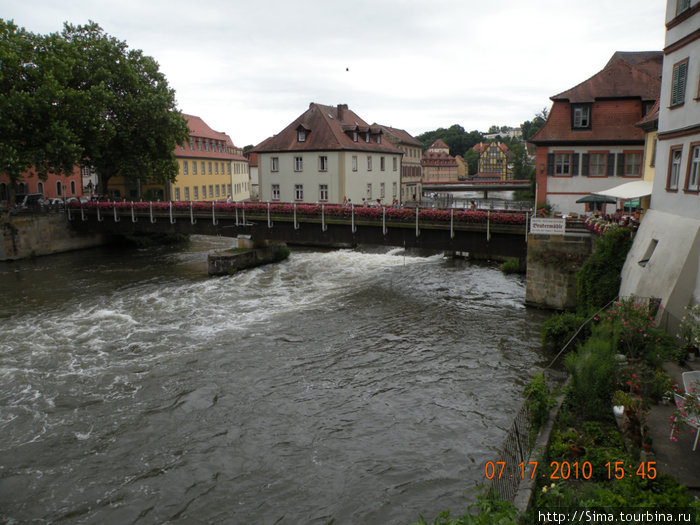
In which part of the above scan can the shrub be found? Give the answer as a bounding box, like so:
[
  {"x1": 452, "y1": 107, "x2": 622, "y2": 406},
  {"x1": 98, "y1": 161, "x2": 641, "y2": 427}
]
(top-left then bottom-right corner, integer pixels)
[
  {"x1": 576, "y1": 227, "x2": 633, "y2": 315},
  {"x1": 541, "y1": 312, "x2": 589, "y2": 353},
  {"x1": 524, "y1": 372, "x2": 554, "y2": 432},
  {"x1": 499, "y1": 258, "x2": 522, "y2": 274},
  {"x1": 563, "y1": 329, "x2": 618, "y2": 419}
]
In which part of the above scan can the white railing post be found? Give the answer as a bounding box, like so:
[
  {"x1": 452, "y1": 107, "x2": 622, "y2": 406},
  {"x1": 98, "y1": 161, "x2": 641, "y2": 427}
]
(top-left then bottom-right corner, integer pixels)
[
  {"x1": 351, "y1": 204, "x2": 356, "y2": 233},
  {"x1": 149, "y1": 202, "x2": 156, "y2": 223},
  {"x1": 212, "y1": 201, "x2": 218, "y2": 225},
  {"x1": 415, "y1": 206, "x2": 420, "y2": 237},
  {"x1": 169, "y1": 201, "x2": 175, "y2": 224},
  {"x1": 450, "y1": 208, "x2": 455, "y2": 239},
  {"x1": 80, "y1": 205, "x2": 86, "y2": 222},
  {"x1": 190, "y1": 201, "x2": 196, "y2": 224},
  {"x1": 487, "y1": 210, "x2": 491, "y2": 242},
  {"x1": 131, "y1": 202, "x2": 137, "y2": 223},
  {"x1": 114, "y1": 204, "x2": 120, "y2": 222},
  {"x1": 97, "y1": 205, "x2": 103, "y2": 222},
  {"x1": 267, "y1": 202, "x2": 273, "y2": 228},
  {"x1": 293, "y1": 202, "x2": 299, "y2": 230},
  {"x1": 322, "y1": 204, "x2": 327, "y2": 232},
  {"x1": 382, "y1": 206, "x2": 387, "y2": 235}
]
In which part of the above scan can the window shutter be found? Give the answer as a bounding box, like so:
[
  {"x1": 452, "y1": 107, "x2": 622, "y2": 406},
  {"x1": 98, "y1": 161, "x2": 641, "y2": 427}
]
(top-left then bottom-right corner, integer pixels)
[
  {"x1": 582, "y1": 154, "x2": 589, "y2": 176},
  {"x1": 572, "y1": 153, "x2": 579, "y2": 175},
  {"x1": 607, "y1": 153, "x2": 616, "y2": 176},
  {"x1": 617, "y1": 153, "x2": 625, "y2": 176},
  {"x1": 547, "y1": 153, "x2": 554, "y2": 175},
  {"x1": 671, "y1": 61, "x2": 688, "y2": 106}
]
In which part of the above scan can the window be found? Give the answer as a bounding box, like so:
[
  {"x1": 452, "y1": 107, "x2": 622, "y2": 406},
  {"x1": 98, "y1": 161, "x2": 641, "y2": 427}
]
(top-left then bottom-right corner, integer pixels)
[
  {"x1": 197, "y1": 141, "x2": 202, "y2": 151},
  {"x1": 366, "y1": 183, "x2": 372, "y2": 199},
  {"x1": 572, "y1": 105, "x2": 591, "y2": 128},
  {"x1": 380, "y1": 157, "x2": 385, "y2": 171},
  {"x1": 676, "y1": 0, "x2": 690, "y2": 15},
  {"x1": 319, "y1": 156, "x2": 328, "y2": 171},
  {"x1": 37, "y1": 181, "x2": 43, "y2": 194},
  {"x1": 194, "y1": 186, "x2": 199, "y2": 200},
  {"x1": 365, "y1": 133, "x2": 370, "y2": 143},
  {"x1": 671, "y1": 58, "x2": 689, "y2": 107},
  {"x1": 189, "y1": 140, "x2": 194, "y2": 150},
  {"x1": 183, "y1": 161, "x2": 189, "y2": 175},
  {"x1": 589, "y1": 152, "x2": 607, "y2": 176},
  {"x1": 185, "y1": 187, "x2": 190, "y2": 200},
  {"x1": 70, "y1": 181, "x2": 76, "y2": 194},
  {"x1": 272, "y1": 184, "x2": 280, "y2": 201},
  {"x1": 227, "y1": 164, "x2": 231, "y2": 175},
  {"x1": 638, "y1": 239, "x2": 658, "y2": 268},
  {"x1": 215, "y1": 162, "x2": 219, "y2": 175},
  {"x1": 294, "y1": 184, "x2": 304, "y2": 201},
  {"x1": 175, "y1": 188, "x2": 181, "y2": 200},
  {"x1": 353, "y1": 131, "x2": 358, "y2": 142},
  {"x1": 367, "y1": 156, "x2": 372, "y2": 171},
  {"x1": 686, "y1": 144, "x2": 700, "y2": 192},
  {"x1": 624, "y1": 152, "x2": 642, "y2": 176},
  {"x1": 380, "y1": 182, "x2": 385, "y2": 198},
  {"x1": 56, "y1": 181, "x2": 62, "y2": 195},
  {"x1": 555, "y1": 153, "x2": 571, "y2": 175},
  {"x1": 393, "y1": 157, "x2": 397, "y2": 171},
  {"x1": 377, "y1": 135, "x2": 381, "y2": 144},
  {"x1": 209, "y1": 185, "x2": 214, "y2": 198},
  {"x1": 227, "y1": 184, "x2": 232, "y2": 195},
  {"x1": 392, "y1": 182, "x2": 397, "y2": 198},
  {"x1": 298, "y1": 130, "x2": 306, "y2": 142},
  {"x1": 294, "y1": 157, "x2": 303, "y2": 172},
  {"x1": 668, "y1": 146, "x2": 683, "y2": 190},
  {"x1": 215, "y1": 185, "x2": 220, "y2": 197},
  {"x1": 271, "y1": 157, "x2": 279, "y2": 172},
  {"x1": 352, "y1": 156, "x2": 357, "y2": 171},
  {"x1": 201, "y1": 185, "x2": 206, "y2": 198},
  {"x1": 208, "y1": 162, "x2": 212, "y2": 174},
  {"x1": 201, "y1": 161, "x2": 205, "y2": 175},
  {"x1": 205, "y1": 141, "x2": 209, "y2": 152},
  {"x1": 319, "y1": 184, "x2": 328, "y2": 201}
]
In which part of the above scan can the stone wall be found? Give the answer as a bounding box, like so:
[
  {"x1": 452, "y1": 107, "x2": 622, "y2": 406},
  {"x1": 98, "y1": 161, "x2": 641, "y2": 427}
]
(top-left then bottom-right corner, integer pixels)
[
  {"x1": 1, "y1": 212, "x2": 108, "y2": 261},
  {"x1": 525, "y1": 233, "x2": 592, "y2": 310}
]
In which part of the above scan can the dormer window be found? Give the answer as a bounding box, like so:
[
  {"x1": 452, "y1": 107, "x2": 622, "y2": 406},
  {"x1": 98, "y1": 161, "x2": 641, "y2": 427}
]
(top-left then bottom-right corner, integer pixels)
[
  {"x1": 377, "y1": 135, "x2": 381, "y2": 144},
  {"x1": 365, "y1": 133, "x2": 370, "y2": 143},
  {"x1": 353, "y1": 131, "x2": 358, "y2": 142},
  {"x1": 298, "y1": 130, "x2": 306, "y2": 142},
  {"x1": 572, "y1": 104, "x2": 591, "y2": 129}
]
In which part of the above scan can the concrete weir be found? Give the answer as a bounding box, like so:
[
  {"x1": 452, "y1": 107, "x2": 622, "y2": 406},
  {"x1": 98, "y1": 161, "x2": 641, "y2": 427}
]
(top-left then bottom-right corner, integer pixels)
[{"x1": 207, "y1": 237, "x2": 290, "y2": 276}]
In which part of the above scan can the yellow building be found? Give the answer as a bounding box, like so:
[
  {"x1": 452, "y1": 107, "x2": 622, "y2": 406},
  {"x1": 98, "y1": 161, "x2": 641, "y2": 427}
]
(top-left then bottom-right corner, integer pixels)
[
  {"x1": 472, "y1": 141, "x2": 512, "y2": 180},
  {"x1": 172, "y1": 114, "x2": 250, "y2": 202},
  {"x1": 635, "y1": 99, "x2": 658, "y2": 214}
]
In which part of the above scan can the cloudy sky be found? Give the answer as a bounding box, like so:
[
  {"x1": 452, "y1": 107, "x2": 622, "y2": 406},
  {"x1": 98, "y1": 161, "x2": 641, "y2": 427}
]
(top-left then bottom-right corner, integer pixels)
[{"x1": 4, "y1": 0, "x2": 666, "y2": 147}]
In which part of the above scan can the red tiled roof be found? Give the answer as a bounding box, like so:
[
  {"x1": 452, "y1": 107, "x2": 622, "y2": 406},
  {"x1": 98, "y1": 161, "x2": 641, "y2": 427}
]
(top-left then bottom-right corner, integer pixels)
[
  {"x1": 552, "y1": 53, "x2": 661, "y2": 103},
  {"x1": 252, "y1": 103, "x2": 402, "y2": 154},
  {"x1": 636, "y1": 98, "x2": 659, "y2": 130},
  {"x1": 429, "y1": 139, "x2": 449, "y2": 150},
  {"x1": 373, "y1": 124, "x2": 423, "y2": 147},
  {"x1": 180, "y1": 114, "x2": 246, "y2": 160}
]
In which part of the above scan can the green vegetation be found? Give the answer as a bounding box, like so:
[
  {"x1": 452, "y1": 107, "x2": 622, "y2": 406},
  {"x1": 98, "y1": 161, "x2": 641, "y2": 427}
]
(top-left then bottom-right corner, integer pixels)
[
  {"x1": 541, "y1": 312, "x2": 590, "y2": 353},
  {"x1": 410, "y1": 490, "x2": 519, "y2": 525},
  {"x1": 576, "y1": 227, "x2": 634, "y2": 316},
  {"x1": 499, "y1": 258, "x2": 523, "y2": 275},
  {"x1": 524, "y1": 372, "x2": 554, "y2": 433},
  {"x1": 0, "y1": 19, "x2": 189, "y2": 196}
]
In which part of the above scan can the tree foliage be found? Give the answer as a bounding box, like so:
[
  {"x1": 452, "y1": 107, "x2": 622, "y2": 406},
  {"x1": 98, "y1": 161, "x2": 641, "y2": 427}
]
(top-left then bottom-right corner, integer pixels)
[
  {"x1": 0, "y1": 19, "x2": 189, "y2": 193},
  {"x1": 520, "y1": 107, "x2": 549, "y2": 141},
  {"x1": 415, "y1": 124, "x2": 485, "y2": 159}
]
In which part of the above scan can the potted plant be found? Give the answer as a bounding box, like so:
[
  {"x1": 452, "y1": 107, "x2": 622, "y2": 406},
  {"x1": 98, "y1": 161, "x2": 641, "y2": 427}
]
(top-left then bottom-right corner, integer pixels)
[{"x1": 678, "y1": 304, "x2": 700, "y2": 360}]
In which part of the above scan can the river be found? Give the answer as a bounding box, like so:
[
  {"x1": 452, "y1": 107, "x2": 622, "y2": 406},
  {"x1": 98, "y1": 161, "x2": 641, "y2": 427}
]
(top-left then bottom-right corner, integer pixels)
[{"x1": 0, "y1": 236, "x2": 550, "y2": 524}]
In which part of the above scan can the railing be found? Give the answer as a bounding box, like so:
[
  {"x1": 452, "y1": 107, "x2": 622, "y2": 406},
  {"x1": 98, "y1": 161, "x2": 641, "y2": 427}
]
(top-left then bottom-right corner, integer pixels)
[{"x1": 489, "y1": 401, "x2": 532, "y2": 502}]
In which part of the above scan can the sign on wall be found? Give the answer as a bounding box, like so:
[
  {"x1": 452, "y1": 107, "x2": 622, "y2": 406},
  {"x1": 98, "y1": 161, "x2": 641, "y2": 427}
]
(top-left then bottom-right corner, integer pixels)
[{"x1": 530, "y1": 217, "x2": 566, "y2": 235}]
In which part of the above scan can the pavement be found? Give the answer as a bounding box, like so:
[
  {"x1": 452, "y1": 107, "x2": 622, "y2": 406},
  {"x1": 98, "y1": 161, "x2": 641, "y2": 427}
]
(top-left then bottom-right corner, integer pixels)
[{"x1": 646, "y1": 358, "x2": 700, "y2": 499}]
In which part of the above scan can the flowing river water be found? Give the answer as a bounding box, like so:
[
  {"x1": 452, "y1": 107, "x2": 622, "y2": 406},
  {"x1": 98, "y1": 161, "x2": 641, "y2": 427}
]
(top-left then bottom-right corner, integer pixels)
[{"x1": 0, "y1": 236, "x2": 551, "y2": 524}]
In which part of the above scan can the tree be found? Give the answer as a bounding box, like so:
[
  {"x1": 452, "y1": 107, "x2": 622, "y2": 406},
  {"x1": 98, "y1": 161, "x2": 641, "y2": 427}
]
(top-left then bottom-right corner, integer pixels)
[
  {"x1": 521, "y1": 107, "x2": 549, "y2": 141},
  {"x1": 415, "y1": 125, "x2": 484, "y2": 158},
  {"x1": 0, "y1": 20, "x2": 190, "y2": 196}
]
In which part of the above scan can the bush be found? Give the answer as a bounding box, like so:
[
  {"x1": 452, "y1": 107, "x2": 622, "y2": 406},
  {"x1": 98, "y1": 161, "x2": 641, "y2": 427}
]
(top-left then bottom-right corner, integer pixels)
[
  {"x1": 499, "y1": 258, "x2": 522, "y2": 275},
  {"x1": 541, "y1": 312, "x2": 589, "y2": 353},
  {"x1": 577, "y1": 227, "x2": 633, "y2": 315},
  {"x1": 524, "y1": 372, "x2": 554, "y2": 432},
  {"x1": 563, "y1": 328, "x2": 618, "y2": 419}
]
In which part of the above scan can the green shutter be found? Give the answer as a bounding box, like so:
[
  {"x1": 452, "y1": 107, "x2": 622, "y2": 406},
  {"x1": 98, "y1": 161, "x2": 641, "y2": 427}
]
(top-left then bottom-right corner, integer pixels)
[
  {"x1": 572, "y1": 153, "x2": 579, "y2": 175},
  {"x1": 582, "y1": 154, "x2": 589, "y2": 176},
  {"x1": 617, "y1": 153, "x2": 625, "y2": 176},
  {"x1": 547, "y1": 153, "x2": 554, "y2": 175},
  {"x1": 607, "y1": 154, "x2": 616, "y2": 176}
]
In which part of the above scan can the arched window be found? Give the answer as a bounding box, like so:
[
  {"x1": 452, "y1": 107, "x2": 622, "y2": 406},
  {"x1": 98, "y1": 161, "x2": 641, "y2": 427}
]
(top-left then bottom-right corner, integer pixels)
[
  {"x1": 17, "y1": 182, "x2": 26, "y2": 194},
  {"x1": 56, "y1": 181, "x2": 62, "y2": 196},
  {"x1": 70, "y1": 180, "x2": 76, "y2": 194},
  {"x1": 37, "y1": 181, "x2": 44, "y2": 195}
]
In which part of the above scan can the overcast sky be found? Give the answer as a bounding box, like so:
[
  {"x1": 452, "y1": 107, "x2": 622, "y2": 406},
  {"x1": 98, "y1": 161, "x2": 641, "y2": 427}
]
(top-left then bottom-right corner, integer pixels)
[{"x1": 4, "y1": 0, "x2": 666, "y2": 147}]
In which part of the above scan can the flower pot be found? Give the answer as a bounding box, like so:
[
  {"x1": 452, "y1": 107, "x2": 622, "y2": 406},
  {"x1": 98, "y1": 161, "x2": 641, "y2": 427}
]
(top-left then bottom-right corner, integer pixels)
[{"x1": 613, "y1": 405, "x2": 624, "y2": 417}]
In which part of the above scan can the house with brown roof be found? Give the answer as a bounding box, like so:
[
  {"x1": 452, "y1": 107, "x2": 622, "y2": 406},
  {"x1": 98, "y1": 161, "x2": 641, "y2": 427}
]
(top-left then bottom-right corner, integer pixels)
[
  {"x1": 421, "y1": 139, "x2": 458, "y2": 183},
  {"x1": 472, "y1": 141, "x2": 513, "y2": 180},
  {"x1": 529, "y1": 51, "x2": 662, "y2": 214},
  {"x1": 374, "y1": 124, "x2": 423, "y2": 202},
  {"x1": 252, "y1": 103, "x2": 402, "y2": 205}
]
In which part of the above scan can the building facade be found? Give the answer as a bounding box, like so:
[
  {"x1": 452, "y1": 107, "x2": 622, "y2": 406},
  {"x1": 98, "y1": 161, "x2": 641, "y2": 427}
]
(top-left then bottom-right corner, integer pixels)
[
  {"x1": 171, "y1": 115, "x2": 249, "y2": 202},
  {"x1": 0, "y1": 167, "x2": 83, "y2": 203},
  {"x1": 421, "y1": 139, "x2": 458, "y2": 183},
  {"x1": 374, "y1": 124, "x2": 423, "y2": 202},
  {"x1": 253, "y1": 103, "x2": 402, "y2": 205},
  {"x1": 472, "y1": 141, "x2": 513, "y2": 180},
  {"x1": 529, "y1": 52, "x2": 662, "y2": 214},
  {"x1": 621, "y1": 0, "x2": 700, "y2": 322}
]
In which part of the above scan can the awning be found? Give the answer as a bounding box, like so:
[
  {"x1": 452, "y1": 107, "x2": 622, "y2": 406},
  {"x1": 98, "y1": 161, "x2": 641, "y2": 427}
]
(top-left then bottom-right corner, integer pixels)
[
  {"x1": 575, "y1": 194, "x2": 617, "y2": 204},
  {"x1": 593, "y1": 180, "x2": 653, "y2": 200}
]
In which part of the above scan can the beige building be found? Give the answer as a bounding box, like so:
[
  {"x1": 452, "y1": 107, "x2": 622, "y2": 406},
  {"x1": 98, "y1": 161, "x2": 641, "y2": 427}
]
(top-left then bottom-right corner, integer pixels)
[
  {"x1": 374, "y1": 124, "x2": 423, "y2": 202},
  {"x1": 421, "y1": 139, "x2": 458, "y2": 183},
  {"x1": 253, "y1": 103, "x2": 402, "y2": 205}
]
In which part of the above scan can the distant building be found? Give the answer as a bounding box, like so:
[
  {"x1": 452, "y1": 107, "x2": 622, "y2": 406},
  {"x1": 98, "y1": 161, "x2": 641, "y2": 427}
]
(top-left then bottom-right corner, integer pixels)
[
  {"x1": 472, "y1": 141, "x2": 513, "y2": 180},
  {"x1": 529, "y1": 51, "x2": 662, "y2": 214},
  {"x1": 0, "y1": 167, "x2": 83, "y2": 202},
  {"x1": 171, "y1": 114, "x2": 249, "y2": 202},
  {"x1": 421, "y1": 139, "x2": 458, "y2": 183},
  {"x1": 252, "y1": 103, "x2": 402, "y2": 205},
  {"x1": 621, "y1": 0, "x2": 700, "y2": 323},
  {"x1": 455, "y1": 155, "x2": 468, "y2": 180},
  {"x1": 374, "y1": 124, "x2": 423, "y2": 202}
]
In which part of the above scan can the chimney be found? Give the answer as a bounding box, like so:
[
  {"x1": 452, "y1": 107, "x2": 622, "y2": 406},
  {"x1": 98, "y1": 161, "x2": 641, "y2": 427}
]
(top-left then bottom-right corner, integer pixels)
[{"x1": 337, "y1": 104, "x2": 348, "y2": 121}]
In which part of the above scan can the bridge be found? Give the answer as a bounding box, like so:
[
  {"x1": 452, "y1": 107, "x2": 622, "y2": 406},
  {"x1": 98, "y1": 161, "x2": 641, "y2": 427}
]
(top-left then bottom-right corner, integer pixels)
[
  {"x1": 422, "y1": 180, "x2": 531, "y2": 198},
  {"x1": 67, "y1": 201, "x2": 531, "y2": 260}
]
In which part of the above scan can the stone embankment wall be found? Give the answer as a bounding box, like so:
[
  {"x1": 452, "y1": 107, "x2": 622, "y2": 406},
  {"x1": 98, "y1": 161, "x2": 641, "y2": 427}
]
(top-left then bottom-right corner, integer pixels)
[
  {"x1": 1, "y1": 212, "x2": 108, "y2": 261},
  {"x1": 525, "y1": 233, "x2": 592, "y2": 310},
  {"x1": 208, "y1": 240, "x2": 290, "y2": 276}
]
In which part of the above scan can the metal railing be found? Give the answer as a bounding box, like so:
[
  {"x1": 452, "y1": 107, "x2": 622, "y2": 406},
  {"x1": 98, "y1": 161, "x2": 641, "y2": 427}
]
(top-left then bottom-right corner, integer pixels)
[{"x1": 489, "y1": 401, "x2": 532, "y2": 501}]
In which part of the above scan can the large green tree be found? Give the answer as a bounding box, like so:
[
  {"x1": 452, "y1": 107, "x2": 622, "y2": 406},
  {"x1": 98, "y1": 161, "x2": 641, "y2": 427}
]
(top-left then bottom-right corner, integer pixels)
[{"x1": 0, "y1": 20, "x2": 190, "y2": 196}]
